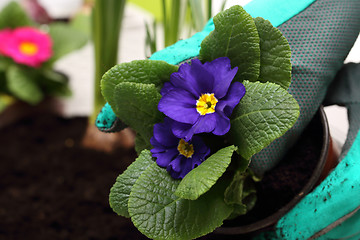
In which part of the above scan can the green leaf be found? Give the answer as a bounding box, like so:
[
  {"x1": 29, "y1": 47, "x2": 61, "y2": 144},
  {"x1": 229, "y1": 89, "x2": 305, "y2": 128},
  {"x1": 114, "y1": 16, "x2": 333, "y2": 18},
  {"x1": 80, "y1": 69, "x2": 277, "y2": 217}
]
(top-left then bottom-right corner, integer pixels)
[
  {"x1": 71, "y1": 13, "x2": 91, "y2": 37},
  {"x1": 254, "y1": 17, "x2": 292, "y2": 89},
  {"x1": 0, "y1": 70, "x2": 7, "y2": 92},
  {"x1": 101, "y1": 60, "x2": 178, "y2": 110},
  {"x1": 225, "y1": 170, "x2": 258, "y2": 218},
  {"x1": 47, "y1": 23, "x2": 88, "y2": 64},
  {"x1": 241, "y1": 192, "x2": 257, "y2": 214},
  {"x1": 113, "y1": 82, "x2": 163, "y2": 142},
  {"x1": 128, "y1": 163, "x2": 233, "y2": 240},
  {"x1": 109, "y1": 150, "x2": 154, "y2": 218},
  {"x1": 0, "y1": 56, "x2": 12, "y2": 72},
  {"x1": 92, "y1": 0, "x2": 126, "y2": 113},
  {"x1": 6, "y1": 65, "x2": 43, "y2": 105},
  {"x1": 175, "y1": 145, "x2": 237, "y2": 200},
  {"x1": 39, "y1": 70, "x2": 71, "y2": 97},
  {"x1": 236, "y1": 154, "x2": 251, "y2": 173},
  {"x1": 0, "y1": 94, "x2": 14, "y2": 113},
  {"x1": 135, "y1": 134, "x2": 152, "y2": 155},
  {"x1": 225, "y1": 172, "x2": 247, "y2": 216},
  {"x1": 224, "y1": 171, "x2": 246, "y2": 206},
  {"x1": 0, "y1": 2, "x2": 33, "y2": 29},
  {"x1": 230, "y1": 81, "x2": 300, "y2": 160},
  {"x1": 199, "y1": 5, "x2": 260, "y2": 82}
]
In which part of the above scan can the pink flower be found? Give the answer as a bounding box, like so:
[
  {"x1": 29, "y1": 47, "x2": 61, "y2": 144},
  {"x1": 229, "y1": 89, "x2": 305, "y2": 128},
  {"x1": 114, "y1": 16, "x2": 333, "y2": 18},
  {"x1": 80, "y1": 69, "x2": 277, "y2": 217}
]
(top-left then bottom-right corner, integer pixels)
[
  {"x1": 0, "y1": 29, "x2": 12, "y2": 56},
  {"x1": 3, "y1": 27, "x2": 53, "y2": 67}
]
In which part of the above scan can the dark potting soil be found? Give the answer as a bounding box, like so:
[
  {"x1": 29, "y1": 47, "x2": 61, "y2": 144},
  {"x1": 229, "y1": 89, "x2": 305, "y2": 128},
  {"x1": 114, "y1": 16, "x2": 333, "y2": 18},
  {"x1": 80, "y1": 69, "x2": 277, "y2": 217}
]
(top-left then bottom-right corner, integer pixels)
[
  {"x1": 0, "y1": 113, "x2": 148, "y2": 240},
  {"x1": 0, "y1": 111, "x2": 322, "y2": 240}
]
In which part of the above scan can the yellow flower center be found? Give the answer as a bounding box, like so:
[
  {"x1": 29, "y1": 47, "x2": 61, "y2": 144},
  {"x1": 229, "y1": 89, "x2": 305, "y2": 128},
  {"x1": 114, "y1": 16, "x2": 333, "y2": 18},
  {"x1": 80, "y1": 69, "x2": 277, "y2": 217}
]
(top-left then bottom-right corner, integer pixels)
[
  {"x1": 196, "y1": 93, "x2": 218, "y2": 115},
  {"x1": 177, "y1": 139, "x2": 194, "y2": 158},
  {"x1": 19, "y1": 42, "x2": 38, "y2": 56}
]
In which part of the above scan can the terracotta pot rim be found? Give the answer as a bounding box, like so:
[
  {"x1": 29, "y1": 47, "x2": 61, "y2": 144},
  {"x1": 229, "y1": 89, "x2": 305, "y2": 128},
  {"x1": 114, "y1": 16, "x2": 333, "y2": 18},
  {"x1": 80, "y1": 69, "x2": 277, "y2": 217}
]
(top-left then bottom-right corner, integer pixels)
[{"x1": 215, "y1": 106, "x2": 330, "y2": 235}]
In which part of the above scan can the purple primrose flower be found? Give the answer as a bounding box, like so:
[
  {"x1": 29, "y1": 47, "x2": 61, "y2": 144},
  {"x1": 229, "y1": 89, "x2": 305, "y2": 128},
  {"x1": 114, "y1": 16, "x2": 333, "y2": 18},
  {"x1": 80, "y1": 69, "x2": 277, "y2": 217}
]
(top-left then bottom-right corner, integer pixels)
[
  {"x1": 150, "y1": 118, "x2": 210, "y2": 179},
  {"x1": 158, "y1": 57, "x2": 246, "y2": 141}
]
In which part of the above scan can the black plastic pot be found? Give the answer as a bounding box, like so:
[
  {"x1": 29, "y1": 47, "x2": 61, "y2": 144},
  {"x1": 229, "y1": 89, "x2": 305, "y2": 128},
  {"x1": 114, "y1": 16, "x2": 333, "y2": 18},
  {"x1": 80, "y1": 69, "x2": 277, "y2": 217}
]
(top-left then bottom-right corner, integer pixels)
[{"x1": 214, "y1": 106, "x2": 333, "y2": 237}]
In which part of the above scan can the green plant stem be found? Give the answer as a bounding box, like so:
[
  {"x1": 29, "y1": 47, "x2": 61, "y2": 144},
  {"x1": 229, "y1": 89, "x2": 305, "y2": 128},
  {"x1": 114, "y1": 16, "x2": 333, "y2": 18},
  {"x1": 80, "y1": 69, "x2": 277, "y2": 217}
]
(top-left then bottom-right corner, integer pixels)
[
  {"x1": 163, "y1": 0, "x2": 187, "y2": 47},
  {"x1": 92, "y1": 0, "x2": 126, "y2": 121},
  {"x1": 161, "y1": 0, "x2": 168, "y2": 45},
  {"x1": 189, "y1": 0, "x2": 205, "y2": 32},
  {"x1": 145, "y1": 20, "x2": 157, "y2": 56},
  {"x1": 168, "y1": 0, "x2": 181, "y2": 46},
  {"x1": 207, "y1": 0, "x2": 212, "y2": 20}
]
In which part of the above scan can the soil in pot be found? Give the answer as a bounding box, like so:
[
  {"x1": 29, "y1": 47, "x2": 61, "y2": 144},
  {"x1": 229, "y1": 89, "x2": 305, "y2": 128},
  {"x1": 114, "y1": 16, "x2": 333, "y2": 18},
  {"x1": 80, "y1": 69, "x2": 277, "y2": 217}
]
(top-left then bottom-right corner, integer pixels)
[{"x1": 0, "y1": 112, "x2": 149, "y2": 240}]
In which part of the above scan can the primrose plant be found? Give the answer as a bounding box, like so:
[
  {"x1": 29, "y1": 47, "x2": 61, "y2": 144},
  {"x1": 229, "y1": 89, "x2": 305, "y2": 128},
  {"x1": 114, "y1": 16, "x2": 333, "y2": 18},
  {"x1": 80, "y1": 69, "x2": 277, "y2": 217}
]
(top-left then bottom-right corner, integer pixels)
[
  {"x1": 0, "y1": 2, "x2": 87, "y2": 111},
  {"x1": 101, "y1": 5, "x2": 299, "y2": 240}
]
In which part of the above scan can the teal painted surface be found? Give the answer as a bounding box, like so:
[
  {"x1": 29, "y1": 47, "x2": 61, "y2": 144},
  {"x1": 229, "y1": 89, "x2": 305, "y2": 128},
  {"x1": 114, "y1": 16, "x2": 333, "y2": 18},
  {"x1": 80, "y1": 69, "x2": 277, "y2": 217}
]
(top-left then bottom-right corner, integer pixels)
[
  {"x1": 95, "y1": 103, "x2": 117, "y2": 130},
  {"x1": 276, "y1": 130, "x2": 360, "y2": 239},
  {"x1": 317, "y1": 209, "x2": 360, "y2": 240}
]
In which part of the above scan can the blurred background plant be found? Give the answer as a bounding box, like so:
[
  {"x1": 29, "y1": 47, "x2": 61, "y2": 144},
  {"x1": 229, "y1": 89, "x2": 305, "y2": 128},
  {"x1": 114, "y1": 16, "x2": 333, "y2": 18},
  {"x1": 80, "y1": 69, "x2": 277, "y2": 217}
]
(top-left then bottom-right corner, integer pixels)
[
  {"x1": 91, "y1": 0, "x2": 126, "y2": 121},
  {"x1": 143, "y1": 0, "x2": 227, "y2": 57},
  {"x1": 0, "y1": 1, "x2": 88, "y2": 113}
]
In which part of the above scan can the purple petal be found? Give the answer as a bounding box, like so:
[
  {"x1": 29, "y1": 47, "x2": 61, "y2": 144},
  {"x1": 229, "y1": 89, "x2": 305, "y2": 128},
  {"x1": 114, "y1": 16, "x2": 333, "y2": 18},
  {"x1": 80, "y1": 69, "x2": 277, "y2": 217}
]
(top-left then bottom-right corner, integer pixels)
[
  {"x1": 154, "y1": 148, "x2": 179, "y2": 167},
  {"x1": 204, "y1": 57, "x2": 238, "y2": 99},
  {"x1": 160, "y1": 82, "x2": 175, "y2": 96},
  {"x1": 188, "y1": 59, "x2": 215, "y2": 95},
  {"x1": 152, "y1": 132, "x2": 211, "y2": 179},
  {"x1": 179, "y1": 159, "x2": 194, "y2": 179},
  {"x1": 192, "y1": 136, "x2": 211, "y2": 156},
  {"x1": 190, "y1": 155, "x2": 204, "y2": 169},
  {"x1": 158, "y1": 89, "x2": 199, "y2": 124},
  {"x1": 171, "y1": 121, "x2": 193, "y2": 140},
  {"x1": 174, "y1": 136, "x2": 210, "y2": 178},
  {"x1": 150, "y1": 137, "x2": 166, "y2": 152},
  {"x1": 152, "y1": 119, "x2": 178, "y2": 147},
  {"x1": 168, "y1": 169, "x2": 181, "y2": 179},
  {"x1": 212, "y1": 112, "x2": 231, "y2": 136},
  {"x1": 169, "y1": 63, "x2": 200, "y2": 97},
  {"x1": 168, "y1": 155, "x2": 184, "y2": 172},
  {"x1": 193, "y1": 114, "x2": 217, "y2": 134},
  {"x1": 217, "y1": 81, "x2": 246, "y2": 117},
  {"x1": 172, "y1": 114, "x2": 217, "y2": 140},
  {"x1": 170, "y1": 59, "x2": 216, "y2": 98}
]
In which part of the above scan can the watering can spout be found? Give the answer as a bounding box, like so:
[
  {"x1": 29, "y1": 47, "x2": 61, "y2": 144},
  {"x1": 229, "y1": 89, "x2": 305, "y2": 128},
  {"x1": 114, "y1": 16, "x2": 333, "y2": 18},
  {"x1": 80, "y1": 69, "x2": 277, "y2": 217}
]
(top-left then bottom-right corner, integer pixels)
[{"x1": 95, "y1": 103, "x2": 126, "y2": 133}]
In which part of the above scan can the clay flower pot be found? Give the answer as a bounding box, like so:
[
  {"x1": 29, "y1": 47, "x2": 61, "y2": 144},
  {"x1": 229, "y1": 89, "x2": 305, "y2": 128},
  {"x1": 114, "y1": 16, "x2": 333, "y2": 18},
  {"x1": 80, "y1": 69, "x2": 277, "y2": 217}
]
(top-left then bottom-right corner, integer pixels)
[{"x1": 214, "y1": 106, "x2": 338, "y2": 237}]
